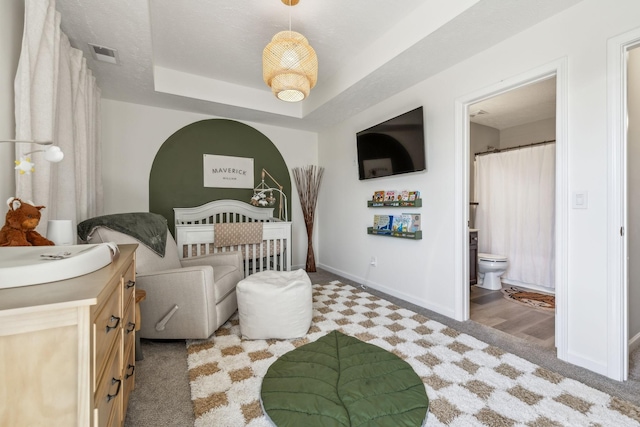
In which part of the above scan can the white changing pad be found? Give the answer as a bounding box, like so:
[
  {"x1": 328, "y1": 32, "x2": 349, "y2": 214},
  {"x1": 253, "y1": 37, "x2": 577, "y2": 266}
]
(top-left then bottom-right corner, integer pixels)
[{"x1": 0, "y1": 243, "x2": 117, "y2": 289}]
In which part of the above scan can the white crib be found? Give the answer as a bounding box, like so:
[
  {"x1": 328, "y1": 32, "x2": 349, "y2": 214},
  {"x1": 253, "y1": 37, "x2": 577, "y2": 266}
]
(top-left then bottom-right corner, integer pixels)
[{"x1": 174, "y1": 199, "x2": 292, "y2": 277}]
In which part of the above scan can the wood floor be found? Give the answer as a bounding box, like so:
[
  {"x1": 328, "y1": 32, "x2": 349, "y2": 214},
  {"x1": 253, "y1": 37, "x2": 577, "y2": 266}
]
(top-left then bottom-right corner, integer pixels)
[{"x1": 470, "y1": 285, "x2": 556, "y2": 349}]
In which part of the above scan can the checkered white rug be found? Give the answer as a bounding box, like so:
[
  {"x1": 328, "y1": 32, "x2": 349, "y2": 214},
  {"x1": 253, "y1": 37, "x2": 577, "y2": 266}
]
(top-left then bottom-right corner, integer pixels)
[{"x1": 186, "y1": 281, "x2": 640, "y2": 426}]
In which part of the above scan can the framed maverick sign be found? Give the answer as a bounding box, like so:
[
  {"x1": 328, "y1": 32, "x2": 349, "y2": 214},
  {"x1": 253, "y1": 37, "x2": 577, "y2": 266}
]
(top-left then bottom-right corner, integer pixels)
[{"x1": 203, "y1": 154, "x2": 254, "y2": 188}]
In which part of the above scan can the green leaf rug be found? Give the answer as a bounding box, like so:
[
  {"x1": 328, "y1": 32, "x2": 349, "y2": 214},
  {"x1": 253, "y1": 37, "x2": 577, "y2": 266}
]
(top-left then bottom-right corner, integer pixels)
[{"x1": 260, "y1": 330, "x2": 429, "y2": 426}]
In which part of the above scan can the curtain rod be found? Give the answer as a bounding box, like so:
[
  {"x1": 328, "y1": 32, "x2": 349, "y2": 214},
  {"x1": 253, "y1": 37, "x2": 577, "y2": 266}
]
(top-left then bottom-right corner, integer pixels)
[{"x1": 474, "y1": 139, "x2": 556, "y2": 157}]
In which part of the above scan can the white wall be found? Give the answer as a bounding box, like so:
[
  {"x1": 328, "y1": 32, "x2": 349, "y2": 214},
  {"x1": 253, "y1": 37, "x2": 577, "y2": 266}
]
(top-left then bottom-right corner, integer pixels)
[
  {"x1": 317, "y1": 0, "x2": 640, "y2": 375},
  {"x1": 100, "y1": 99, "x2": 318, "y2": 269},
  {"x1": 500, "y1": 118, "x2": 556, "y2": 148},
  {"x1": 628, "y1": 47, "x2": 640, "y2": 343},
  {"x1": 0, "y1": 0, "x2": 24, "y2": 211}
]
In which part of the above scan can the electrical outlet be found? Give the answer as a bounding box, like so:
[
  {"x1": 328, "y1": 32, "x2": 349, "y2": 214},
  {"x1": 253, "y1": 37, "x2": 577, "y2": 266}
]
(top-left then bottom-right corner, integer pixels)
[{"x1": 370, "y1": 256, "x2": 377, "y2": 267}]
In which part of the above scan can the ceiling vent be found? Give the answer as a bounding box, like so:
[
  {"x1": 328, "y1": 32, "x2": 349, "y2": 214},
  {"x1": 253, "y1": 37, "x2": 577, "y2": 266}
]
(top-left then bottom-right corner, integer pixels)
[
  {"x1": 469, "y1": 109, "x2": 489, "y2": 118},
  {"x1": 88, "y1": 44, "x2": 119, "y2": 64}
]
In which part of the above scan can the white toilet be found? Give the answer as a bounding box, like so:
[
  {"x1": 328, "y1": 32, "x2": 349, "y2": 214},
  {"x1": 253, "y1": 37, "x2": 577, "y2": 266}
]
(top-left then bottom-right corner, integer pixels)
[{"x1": 477, "y1": 253, "x2": 508, "y2": 290}]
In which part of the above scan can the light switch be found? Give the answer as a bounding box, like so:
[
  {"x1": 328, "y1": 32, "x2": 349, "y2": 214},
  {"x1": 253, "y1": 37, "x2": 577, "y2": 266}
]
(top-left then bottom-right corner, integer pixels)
[{"x1": 572, "y1": 191, "x2": 588, "y2": 209}]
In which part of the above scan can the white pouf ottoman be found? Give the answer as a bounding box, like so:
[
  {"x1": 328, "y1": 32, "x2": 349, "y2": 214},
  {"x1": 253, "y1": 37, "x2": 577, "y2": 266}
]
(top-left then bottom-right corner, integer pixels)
[{"x1": 236, "y1": 269, "x2": 312, "y2": 340}]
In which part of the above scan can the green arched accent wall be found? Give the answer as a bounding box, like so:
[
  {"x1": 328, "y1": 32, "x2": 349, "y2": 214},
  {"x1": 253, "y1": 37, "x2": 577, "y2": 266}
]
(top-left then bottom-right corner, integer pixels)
[{"x1": 149, "y1": 119, "x2": 291, "y2": 235}]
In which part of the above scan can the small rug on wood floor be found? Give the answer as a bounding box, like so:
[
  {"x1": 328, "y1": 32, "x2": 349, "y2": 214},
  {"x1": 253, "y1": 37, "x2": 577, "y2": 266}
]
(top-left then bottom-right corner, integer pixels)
[
  {"x1": 186, "y1": 281, "x2": 639, "y2": 427},
  {"x1": 501, "y1": 286, "x2": 555, "y2": 311}
]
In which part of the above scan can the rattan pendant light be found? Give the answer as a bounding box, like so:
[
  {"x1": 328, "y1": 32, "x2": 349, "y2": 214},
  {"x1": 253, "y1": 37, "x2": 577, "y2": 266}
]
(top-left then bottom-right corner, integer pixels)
[{"x1": 263, "y1": 0, "x2": 317, "y2": 102}]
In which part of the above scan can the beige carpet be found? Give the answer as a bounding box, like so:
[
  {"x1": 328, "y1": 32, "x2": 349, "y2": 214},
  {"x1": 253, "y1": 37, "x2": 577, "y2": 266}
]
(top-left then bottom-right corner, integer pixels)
[
  {"x1": 186, "y1": 281, "x2": 640, "y2": 426},
  {"x1": 501, "y1": 286, "x2": 555, "y2": 311}
]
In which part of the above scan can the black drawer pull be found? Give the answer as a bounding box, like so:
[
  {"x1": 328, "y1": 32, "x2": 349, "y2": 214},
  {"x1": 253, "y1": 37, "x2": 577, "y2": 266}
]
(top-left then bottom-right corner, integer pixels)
[
  {"x1": 126, "y1": 322, "x2": 136, "y2": 333},
  {"x1": 125, "y1": 280, "x2": 135, "y2": 289},
  {"x1": 107, "y1": 377, "x2": 122, "y2": 402},
  {"x1": 105, "y1": 315, "x2": 121, "y2": 333},
  {"x1": 125, "y1": 364, "x2": 135, "y2": 379}
]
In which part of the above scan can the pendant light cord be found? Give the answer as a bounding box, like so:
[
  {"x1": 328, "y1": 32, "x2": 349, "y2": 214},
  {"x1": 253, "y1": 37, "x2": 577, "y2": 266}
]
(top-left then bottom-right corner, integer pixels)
[{"x1": 288, "y1": 0, "x2": 292, "y2": 37}]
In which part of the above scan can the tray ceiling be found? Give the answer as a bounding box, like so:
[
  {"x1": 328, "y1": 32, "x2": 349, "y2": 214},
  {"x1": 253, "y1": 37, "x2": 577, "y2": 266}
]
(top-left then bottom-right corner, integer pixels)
[{"x1": 54, "y1": 0, "x2": 581, "y2": 132}]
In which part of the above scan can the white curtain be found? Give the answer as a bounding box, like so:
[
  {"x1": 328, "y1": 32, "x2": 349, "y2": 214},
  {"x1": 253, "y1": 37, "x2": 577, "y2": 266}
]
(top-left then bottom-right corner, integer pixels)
[
  {"x1": 14, "y1": 0, "x2": 102, "y2": 234},
  {"x1": 474, "y1": 143, "x2": 555, "y2": 289}
]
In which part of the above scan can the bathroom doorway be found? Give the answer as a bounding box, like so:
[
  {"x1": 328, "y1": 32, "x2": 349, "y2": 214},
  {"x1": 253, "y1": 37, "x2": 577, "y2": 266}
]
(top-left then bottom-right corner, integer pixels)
[
  {"x1": 626, "y1": 44, "x2": 640, "y2": 381},
  {"x1": 467, "y1": 77, "x2": 557, "y2": 348},
  {"x1": 608, "y1": 29, "x2": 640, "y2": 381},
  {"x1": 453, "y1": 59, "x2": 568, "y2": 361}
]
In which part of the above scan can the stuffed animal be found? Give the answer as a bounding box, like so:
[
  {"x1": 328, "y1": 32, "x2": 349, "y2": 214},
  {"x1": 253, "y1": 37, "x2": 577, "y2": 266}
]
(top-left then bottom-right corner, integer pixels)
[{"x1": 0, "y1": 197, "x2": 55, "y2": 246}]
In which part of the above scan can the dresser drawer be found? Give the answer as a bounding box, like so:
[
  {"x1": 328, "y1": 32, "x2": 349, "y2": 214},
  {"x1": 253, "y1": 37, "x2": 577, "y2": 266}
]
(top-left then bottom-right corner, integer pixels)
[
  {"x1": 94, "y1": 344, "x2": 122, "y2": 427},
  {"x1": 94, "y1": 283, "x2": 122, "y2": 387},
  {"x1": 107, "y1": 406, "x2": 122, "y2": 427},
  {"x1": 123, "y1": 294, "x2": 136, "y2": 356},
  {"x1": 123, "y1": 262, "x2": 136, "y2": 309},
  {"x1": 123, "y1": 345, "x2": 136, "y2": 419}
]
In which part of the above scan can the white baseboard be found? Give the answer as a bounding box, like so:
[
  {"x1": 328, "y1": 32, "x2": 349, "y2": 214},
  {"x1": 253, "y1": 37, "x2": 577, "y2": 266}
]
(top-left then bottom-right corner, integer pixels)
[{"x1": 317, "y1": 263, "x2": 456, "y2": 319}]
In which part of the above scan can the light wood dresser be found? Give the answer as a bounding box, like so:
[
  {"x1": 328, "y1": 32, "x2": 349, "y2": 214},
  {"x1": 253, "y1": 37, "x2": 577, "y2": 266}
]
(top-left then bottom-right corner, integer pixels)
[{"x1": 0, "y1": 244, "x2": 138, "y2": 427}]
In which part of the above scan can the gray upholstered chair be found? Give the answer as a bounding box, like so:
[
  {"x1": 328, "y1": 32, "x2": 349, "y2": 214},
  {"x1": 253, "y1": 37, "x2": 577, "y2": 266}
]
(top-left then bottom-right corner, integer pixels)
[{"x1": 82, "y1": 220, "x2": 243, "y2": 340}]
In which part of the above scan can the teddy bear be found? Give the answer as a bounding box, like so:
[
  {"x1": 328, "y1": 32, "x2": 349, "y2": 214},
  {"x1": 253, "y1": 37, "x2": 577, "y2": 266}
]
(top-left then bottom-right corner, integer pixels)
[{"x1": 0, "y1": 197, "x2": 55, "y2": 246}]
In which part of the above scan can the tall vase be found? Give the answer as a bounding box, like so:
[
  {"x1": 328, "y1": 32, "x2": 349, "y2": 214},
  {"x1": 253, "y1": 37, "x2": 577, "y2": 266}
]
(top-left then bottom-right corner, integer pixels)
[
  {"x1": 292, "y1": 165, "x2": 324, "y2": 273},
  {"x1": 305, "y1": 219, "x2": 316, "y2": 272}
]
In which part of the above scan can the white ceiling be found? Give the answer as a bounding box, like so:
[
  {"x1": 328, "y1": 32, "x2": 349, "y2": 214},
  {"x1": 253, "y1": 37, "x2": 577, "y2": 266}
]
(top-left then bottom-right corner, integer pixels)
[
  {"x1": 54, "y1": 0, "x2": 580, "y2": 132},
  {"x1": 470, "y1": 76, "x2": 557, "y2": 130}
]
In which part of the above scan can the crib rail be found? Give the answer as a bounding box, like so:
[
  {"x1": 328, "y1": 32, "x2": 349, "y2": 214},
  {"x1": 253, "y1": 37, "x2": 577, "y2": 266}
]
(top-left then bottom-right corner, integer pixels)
[
  {"x1": 174, "y1": 200, "x2": 275, "y2": 224},
  {"x1": 175, "y1": 220, "x2": 291, "y2": 277},
  {"x1": 174, "y1": 200, "x2": 292, "y2": 277}
]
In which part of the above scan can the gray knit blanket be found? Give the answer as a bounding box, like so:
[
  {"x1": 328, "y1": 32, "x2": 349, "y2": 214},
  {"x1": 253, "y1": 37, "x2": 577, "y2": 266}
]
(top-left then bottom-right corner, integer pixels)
[{"x1": 77, "y1": 212, "x2": 167, "y2": 257}]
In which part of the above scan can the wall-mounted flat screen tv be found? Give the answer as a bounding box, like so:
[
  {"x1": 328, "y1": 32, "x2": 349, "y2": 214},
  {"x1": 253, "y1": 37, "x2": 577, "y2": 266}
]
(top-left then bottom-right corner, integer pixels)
[{"x1": 356, "y1": 106, "x2": 425, "y2": 180}]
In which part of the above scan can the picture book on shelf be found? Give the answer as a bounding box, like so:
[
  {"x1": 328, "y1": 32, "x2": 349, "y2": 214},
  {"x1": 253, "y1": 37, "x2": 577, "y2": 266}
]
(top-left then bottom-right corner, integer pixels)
[
  {"x1": 408, "y1": 191, "x2": 420, "y2": 201},
  {"x1": 400, "y1": 190, "x2": 410, "y2": 201},
  {"x1": 373, "y1": 191, "x2": 385, "y2": 202},
  {"x1": 384, "y1": 190, "x2": 396, "y2": 202},
  {"x1": 373, "y1": 214, "x2": 393, "y2": 231},
  {"x1": 392, "y1": 214, "x2": 412, "y2": 232},
  {"x1": 405, "y1": 213, "x2": 421, "y2": 232}
]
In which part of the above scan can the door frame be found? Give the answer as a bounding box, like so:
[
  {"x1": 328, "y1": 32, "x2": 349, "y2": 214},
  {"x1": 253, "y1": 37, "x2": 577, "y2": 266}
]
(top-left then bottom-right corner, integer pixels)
[
  {"x1": 607, "y1": 28, "x2": 640, "y2": 381},
  {"x1": 453, "y1": 58, "x2": 569, "y2": 361}
]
